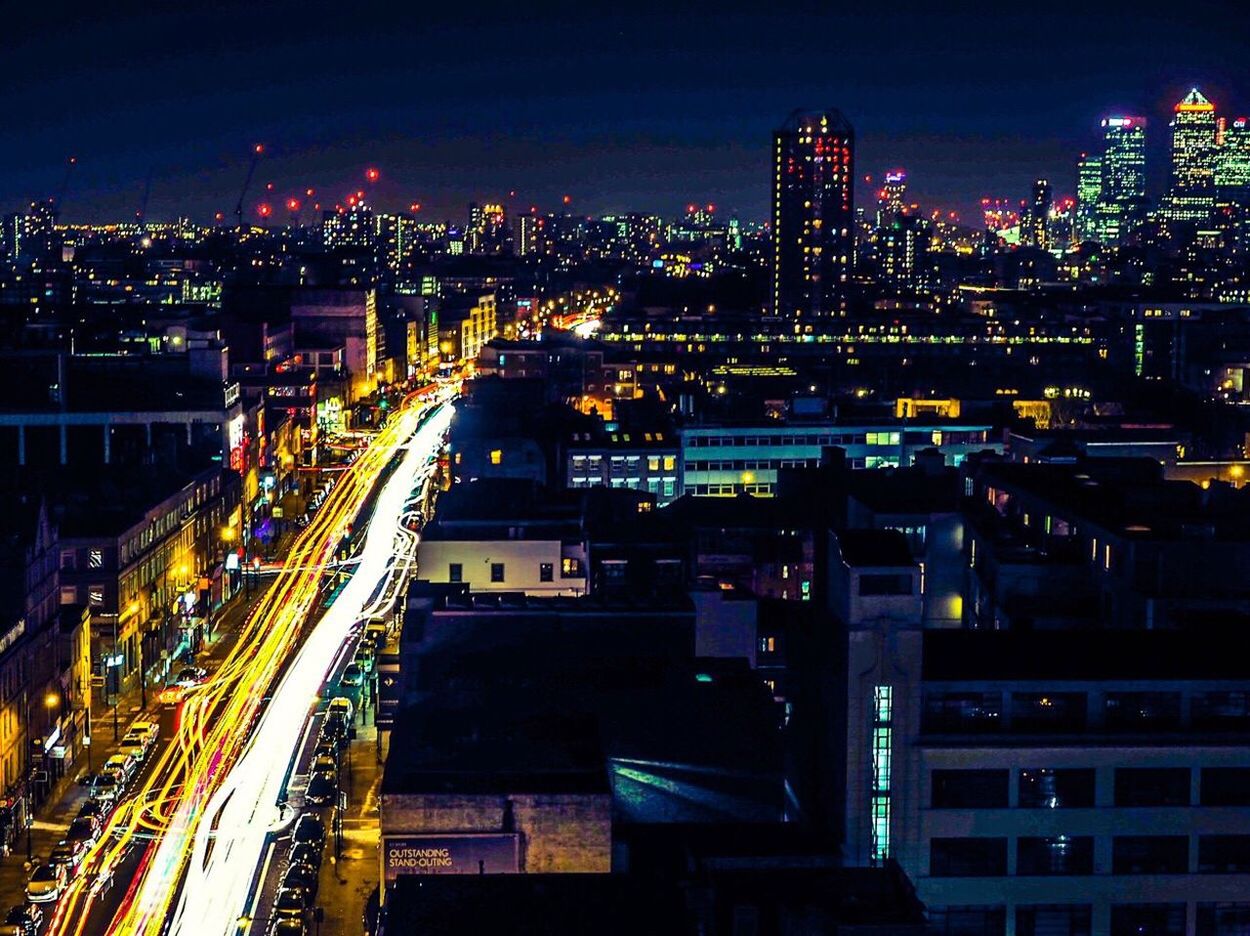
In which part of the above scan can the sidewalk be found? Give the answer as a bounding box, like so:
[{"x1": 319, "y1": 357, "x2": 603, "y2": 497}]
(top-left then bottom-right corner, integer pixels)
[{"x1": 0, "y1": 573, "x2": 277, "y2": 907}]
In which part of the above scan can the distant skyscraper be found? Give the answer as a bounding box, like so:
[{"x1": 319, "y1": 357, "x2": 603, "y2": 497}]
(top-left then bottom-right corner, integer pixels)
[
  {"x1": 876, "y1": 170, "x2": 906, "y2": 228},
  {"x1": 1075, "y1": 152, "x2": 1102, "y2": 244},
  {"x1": 772, "y1": 109, "x2": 855, "y2": 324},
  {"x1": 1023, "y1": 178, "x2": 1052, "y2": 249},
  {"x1": 878, "y1": 214, "x2": 932, "y2": 292},
  {"x1": 467, "y1": 202, "x2": 509, "y2": 254},
  {"x1": 323, "y1": 199, "x2": 376, "y2": 251},
  {"x1": 1216, "y1": 116, "x2": 1250, "y2": 204},
  {"x1": 1163, "y1": 89, "x2": 1218, "y2": 222},
  {"x1": 1098, "y1": 116, "x2": 1147, "y2": 242}
]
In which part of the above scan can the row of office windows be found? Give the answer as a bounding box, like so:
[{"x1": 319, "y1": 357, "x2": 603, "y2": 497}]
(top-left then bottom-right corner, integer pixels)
[
  {"x1": 685, "y1": 429, "x2": 987, "y2": 448},
  {"x1": 568, "y1": 477, "x2": 676, "y2": 497},
  {"x1": 931, "y1": 767, "x2": 1250, "y2": 809},
  {"x1": 930, "y1": 834, "x2": 1250, "y2": 876},
  {"x1": 922, "y1": 689, "x2": 1250, "y2": 734},
  {"x1": 929, "y1": 902, "x2": 1250, "y2": 936},
  {"x1": 570, "y1": 454, "x2": 677, "y2": 472},
  {"x1": 446, "y1": 559, "x2": 584, "y2": 584}
]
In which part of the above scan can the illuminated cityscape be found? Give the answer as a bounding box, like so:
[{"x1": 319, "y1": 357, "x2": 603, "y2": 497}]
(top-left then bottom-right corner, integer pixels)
[{"x1": 0, "y1": 4, "x2": 1249, "y2": 936}]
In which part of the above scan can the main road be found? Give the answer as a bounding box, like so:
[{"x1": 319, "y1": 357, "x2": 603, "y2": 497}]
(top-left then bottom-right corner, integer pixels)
[{"x1": 48, "y1": 389, "x2": 453, "y2": 936}]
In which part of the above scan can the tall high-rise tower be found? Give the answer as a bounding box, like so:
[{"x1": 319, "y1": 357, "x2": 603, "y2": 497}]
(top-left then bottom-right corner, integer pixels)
[
  {"x1": 1023, "y1": 179, "x2": 1053, "y2": 249},
  {"x1": 876, "y1": 170, "x2": 907, "y2": 228},
  {"x1": 772, "y1": 109, "x2": 855, "y2": 324},
  {"x1": 1099, "y1": 116, "x2": 1147, "y2": 241},
  {"x1": 1075, "y1": 152, "x2": 1103, "y2": 244},
  {"x1": 1163, "y1": 89, "x2": 1218, "y2": 221},
  {"x1": 1216, "y1": 117, "x2": 1250, "y2": 204}
]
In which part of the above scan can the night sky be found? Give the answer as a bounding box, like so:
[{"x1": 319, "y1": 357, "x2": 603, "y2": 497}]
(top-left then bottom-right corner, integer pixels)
[{"x1": 4, "y1": 0, "x2": 1247, "y2": 226}]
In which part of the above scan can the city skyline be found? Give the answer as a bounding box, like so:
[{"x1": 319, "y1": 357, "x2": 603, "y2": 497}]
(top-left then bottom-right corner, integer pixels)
[{"x1": 3, "y1": 0, "x2": 1247, "y2": 225}]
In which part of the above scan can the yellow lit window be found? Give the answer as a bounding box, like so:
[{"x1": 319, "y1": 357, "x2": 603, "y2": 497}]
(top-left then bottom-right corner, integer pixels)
[{"x1": 489, "y1": 449, "x2": 502, "y2": 465}]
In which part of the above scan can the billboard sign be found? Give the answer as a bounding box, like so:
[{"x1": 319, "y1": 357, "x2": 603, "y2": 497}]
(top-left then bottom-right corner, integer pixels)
[{"x1": 382, "y1": 833, "x2": 519, "y2": 881}]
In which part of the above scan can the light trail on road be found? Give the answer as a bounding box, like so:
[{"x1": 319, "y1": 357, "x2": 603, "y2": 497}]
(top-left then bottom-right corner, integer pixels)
[
  {"x1": 167, "y1": 400, "x2": 451, "y2": 935},
  {"x1": 45, "y1": 388, "x2": 451, "y2": 936}
]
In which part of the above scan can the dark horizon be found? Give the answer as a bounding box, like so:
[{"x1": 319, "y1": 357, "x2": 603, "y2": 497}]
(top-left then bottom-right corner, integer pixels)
[{"x1": 4, "y1": 0, "x2": 1247, "y2": 226}]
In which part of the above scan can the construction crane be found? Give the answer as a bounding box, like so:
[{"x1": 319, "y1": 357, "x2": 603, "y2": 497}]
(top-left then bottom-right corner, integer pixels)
[
  {"x1": 136, "y1": 168, "x2": 153, "y2": 233},
  {"x1": 53, "y1": 155, "x2": 77, "y2": 222},
  {"x1": 234, "y1": 144, "x2": 264, "y2": 229}
]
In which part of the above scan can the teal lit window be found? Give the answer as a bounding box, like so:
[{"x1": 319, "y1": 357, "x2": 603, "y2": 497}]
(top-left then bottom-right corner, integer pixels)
[{"x1": 871, "y1": 685, "x2": 893, "y2": 863}]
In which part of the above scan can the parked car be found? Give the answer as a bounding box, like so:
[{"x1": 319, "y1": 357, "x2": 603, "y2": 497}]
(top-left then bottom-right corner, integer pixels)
[
  {"x1": 327, "y1": 696, "x2": 354, "y2": 723},
  {"x1": 25, "y1": 862, "x2": 66, "y2": 903},
  {"x1": 273, "y1": 886, "x2": 312, "y2": 921},
  {"x1": 281, "y1": 862, "x2": 318, "y2": 898},
  {"x1": 312, "y1": 739, "x2": 338, "y2": 763},
  {"x1": 340, "y1": 663, "x2": 363, "y2": 687},
  {"x1": 175, "y1": 666, "x2": 208, "y2": 687},
  {"x1": 287, "y1": 842, "x2": 322, "y2": 873},
  {"x1": 266, "y1": 919, "x2": 306, "y2": 936},
  {"x1": 304, "y1": 771, "x2": 336, "y2": 807},
  {"x1": 129, "y1": 720, "x2": 159, "y2": 746},
  {"x1": 64, "y1": 816, "x2": 101, "y2": 846},
  {"x1": 353, "y1": 644, "x2": 375, "y2": 672},
  {"x1": 0, "y1": 902, "x2": 42, "y2": 936},
  {"x1": 89, "y1": 774, "x2": 120, "y2": 804},
  {"x1": 76, "y1": 799, "x2": 108, "y2": 822},
  {"x1": 290, "y1": 814, "x2": 326, "y2": 851},
  {"x1": 48, "y1": 838, "x2": 89, "y2": 872},
  {"x1": 118, "y1": 735, "x2": 147, "y2": 763},
  {"x1": 103, "y1": 753, "x2": 136, "y2": 784}
]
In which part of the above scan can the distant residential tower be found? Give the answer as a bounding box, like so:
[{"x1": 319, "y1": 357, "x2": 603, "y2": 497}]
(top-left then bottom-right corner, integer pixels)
[{"x1": 771, "y1": 109, "x2": 855, "y2": 324}]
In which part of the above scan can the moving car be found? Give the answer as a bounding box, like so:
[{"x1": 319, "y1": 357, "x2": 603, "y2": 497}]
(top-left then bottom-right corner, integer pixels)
[
  {"x1": 25, "y1": 862, "x2": 66, "y2": 903},
  {"x1": 290, "y1": 814, "x2": 326, "y2": 851},
  {"x1": 0, "y1": 903, "x2": 42, "y2": 936}
]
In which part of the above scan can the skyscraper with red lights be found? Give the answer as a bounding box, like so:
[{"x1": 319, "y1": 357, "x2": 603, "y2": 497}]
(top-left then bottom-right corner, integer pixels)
[{"x1": 771, "y1": 110, "x2": 855, "y2": 325}]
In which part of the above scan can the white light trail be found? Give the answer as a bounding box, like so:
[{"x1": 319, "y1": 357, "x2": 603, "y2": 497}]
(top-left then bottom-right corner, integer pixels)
[{"x1": 161, "y1": 401, "x2": 451, "y2": 935}]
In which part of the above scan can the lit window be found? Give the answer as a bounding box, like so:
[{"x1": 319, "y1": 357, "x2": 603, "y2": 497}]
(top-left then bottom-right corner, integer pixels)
[{"x1": 489, "y1": 449, "x2": 502, "y2": 466}]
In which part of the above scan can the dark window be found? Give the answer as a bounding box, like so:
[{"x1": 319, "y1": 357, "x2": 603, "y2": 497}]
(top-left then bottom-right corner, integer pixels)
[
  {"x1": 1110, "y1": 905, "x2": 1185, "y2": 936},
  {"x1": 448, "y1": 563, "x2": 462, "y2": 583},
  {"x1": 1017, "y1": 837, "x2": 1094, "y2": 875},
  {"x1": 1010, "y1": 693, "x2": 1086, "y2": 733},
  {"x1": 1202, "y1": 768, "x2": 1250, "y2": 806},
  {"x1": 1199, "y1": 837, "x2": 1250, "y2": 874},
  {"x1": 931, "y1": 770, "x2": 1009, "y2": 809},
  {"x1": 1114, "y1": 768, "x2": 1190, "y2": 807},
  {"x1": 1105, "y1": 692, "x2": 1182, "y2": 731},
  {"x1": 1018, "y1": 769, "x2": 1096, "y2": 809},
  {"x1": 1016, "y1": 906, "x2": 1092, "y2": 936},
  {"x1": 1193, "y1": 692, "x2": 1250, "y2": 731},
  {"x1": 539, "y1": 563, "x2": 553, "y2": 582},
  {"x1": 929, "y1": 838, "x2": 1008, "y2": 877},
  {"x1": 927, "y1": 906, "x2": 1006, "y2": 936},
  {"x1": 1112, "y1": 837, "x2": 1188, "y2": 874},
  {"x1": 859, "y1": 573, "x2": 913, "y2": 596},
  {"x1": 490, "y1": 562, "x2": 505, "y2": 583},
  {"x1": 922, "y1": 692, "x2": 1002, "y2": 734},
  {"x1": 1197, "y1": 903, "x2": 1250, "y2": 936}
]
